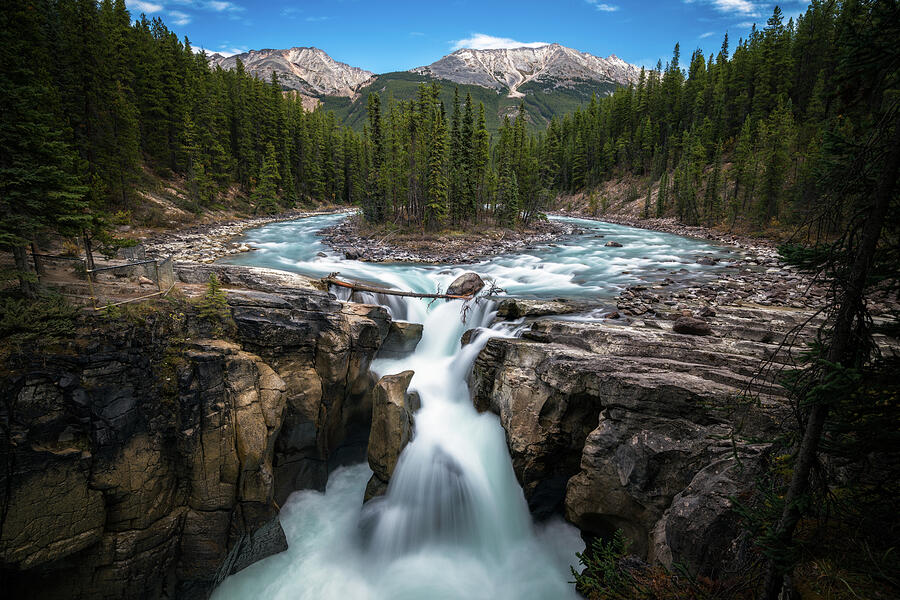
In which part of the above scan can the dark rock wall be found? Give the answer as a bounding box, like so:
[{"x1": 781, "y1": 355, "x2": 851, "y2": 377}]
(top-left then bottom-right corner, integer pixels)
[
  {"x1": 0, "y1": 275, "x2": 390, "y2": 599},
  {"x1": 472, "y1": 306, "x2": 812, "y2": 577}
]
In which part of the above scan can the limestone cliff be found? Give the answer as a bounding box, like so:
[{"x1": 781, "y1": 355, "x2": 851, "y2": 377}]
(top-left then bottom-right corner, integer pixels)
[
  {"x1": 0, "y1": 266, "x2": 392, "y2": 599},
  {"x1": 472, "y1": 302, "x2": 815, "y2": 576}
]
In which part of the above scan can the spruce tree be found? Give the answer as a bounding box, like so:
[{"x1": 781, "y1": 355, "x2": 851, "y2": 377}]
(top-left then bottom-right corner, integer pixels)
[{"x1": 252, "y1": 142, "x2": 281, "y2": 214}]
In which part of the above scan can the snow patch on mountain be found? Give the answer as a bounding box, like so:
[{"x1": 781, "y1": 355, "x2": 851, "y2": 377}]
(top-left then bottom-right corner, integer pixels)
[
  {"x1": 411, "y1": 43, "x2": 641, "y2": 97},
  {"x1": 208, "y1": 47, "x2": 375, "y2": 98}
]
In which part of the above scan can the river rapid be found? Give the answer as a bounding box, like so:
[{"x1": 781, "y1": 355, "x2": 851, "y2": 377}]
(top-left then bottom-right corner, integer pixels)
[{"x1": 211, "y1": 214, "x2": 733, "y2": 600}]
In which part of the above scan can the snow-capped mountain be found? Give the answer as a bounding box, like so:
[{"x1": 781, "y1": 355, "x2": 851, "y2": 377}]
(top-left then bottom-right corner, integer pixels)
[
  {"x1": 208, "y1": 47, "x2": 375, "y2": 98},
  {"x1": 411, "y1": 43, "x2": 641, "y2": 98}
]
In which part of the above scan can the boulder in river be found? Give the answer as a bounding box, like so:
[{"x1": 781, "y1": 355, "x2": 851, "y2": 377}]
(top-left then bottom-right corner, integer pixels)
[
  {"x1": 379, "y1": 321, "x2": 424, "y2": 358},
  {"x1": 365, "y1": 371, "x2": 420, "y2": 501},
  {"x1": 447, "y1": 272, "x2": 485, "y2": 296},
  {"x1": 673, "y1": 316, "x2": 713, "y2": 336},
  {"x1": 605, "y1": 241, "x2": 623, "y2": 248}
]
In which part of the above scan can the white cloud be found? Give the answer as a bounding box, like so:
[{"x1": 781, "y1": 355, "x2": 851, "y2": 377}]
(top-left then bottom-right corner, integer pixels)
[
  {"x1": 585, "y1": 1, "x2": 620, "y2": 11},
  {"x1": 713, "y1": 0, "x2": 759, "y2": 15},
  {"x1": 128, "y1": 0, "x2": 163, "y2": 13},
  {"x1": 451, "y1": 33, "x2": 550, "y2": 51},
  {"x1": 305, "y1": 16, "x2": 329, "y2": 22},
  {"x1": 699, "y1": 31, "x2": 716, "y2": 38},
  {"x1": 206, "y1": 0, "x2": 243, "y2": 12},
  {"x1": 169, "y1": 10, "x2": 191, "y2": 24},
  {"x1": 684, "y1": 0, "x2": 761, "y2": 16},
  {"x1": 735, "y1": 20, "x2": 756, "y2": 27}
]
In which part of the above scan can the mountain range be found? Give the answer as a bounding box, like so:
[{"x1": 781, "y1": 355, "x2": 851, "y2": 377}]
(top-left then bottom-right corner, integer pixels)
[{"x1": 208, "y1": 44, "x2": 642, "y2": 131}]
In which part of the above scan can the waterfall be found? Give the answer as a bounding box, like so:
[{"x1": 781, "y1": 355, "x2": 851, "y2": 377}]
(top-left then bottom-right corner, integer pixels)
[
  {"x1": 212, "y1": 213, "x2": 734, "y2": 599},
  {"x1": 212, "y1": 293, "x2": 582, "y2": 600}
]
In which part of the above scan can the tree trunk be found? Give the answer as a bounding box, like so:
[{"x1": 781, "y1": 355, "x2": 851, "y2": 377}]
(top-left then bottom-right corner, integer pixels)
[
  {"x1": 82, "y1": 229, "x2": 95, "y2": 270},
  {"x1": 762, "y1": 116, "x2": 900, "y2": 599},
  {"x1": 323, "y1": 276, "x2": 475, "y2": 300},
  {"x1": 12, "y1": 245, "x2": 36, "y2": 299}
]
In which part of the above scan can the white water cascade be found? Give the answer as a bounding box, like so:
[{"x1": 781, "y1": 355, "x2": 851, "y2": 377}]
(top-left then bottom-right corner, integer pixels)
[
  {"x1": 212, "y1": 213, "x2": 734, "y2": 599},
  {"x1": 212, "y1": 293, "x2": 583, "y2": 600}
]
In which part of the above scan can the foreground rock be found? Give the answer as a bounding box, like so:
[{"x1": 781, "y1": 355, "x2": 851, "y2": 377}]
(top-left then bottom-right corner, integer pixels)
[
  {"x1": 672, "y1": 316, "x2": 713, "y2": 335},
  {"x1": 473, "y1": 300, "x2": 818, "y2": 576},
  {"x1": 0, "y1": 265, "x2": 393, "y2": 599},
  {"x1": 365, "y1": 371, "x2": 420, "y2": 500}
]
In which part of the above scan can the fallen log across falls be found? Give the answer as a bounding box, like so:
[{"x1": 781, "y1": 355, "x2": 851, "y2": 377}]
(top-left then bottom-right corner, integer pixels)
[{"x1": 322, "y1": 274, "x2": 475, "y2": 300}]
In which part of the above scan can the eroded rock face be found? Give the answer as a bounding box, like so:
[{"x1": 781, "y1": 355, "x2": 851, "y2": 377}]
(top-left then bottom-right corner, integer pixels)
[
  {"x1": 378, "y1": 321, "x2": 424, "y2": 359},
  {"x1": 0, "y1": 267, "x2": 392, "y2": 599},
  {"x1": 365, "y1": 371, "x2": 420, "y2": 501},
  {"x1": 472, "y1": 304, "x2": 814, "y2": 576}
]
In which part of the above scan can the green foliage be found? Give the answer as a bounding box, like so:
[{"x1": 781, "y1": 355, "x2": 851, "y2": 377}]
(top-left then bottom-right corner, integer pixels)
[
  {"x1": 0, "y1": 294, "x2": 80, "y2": 355},
  {"x1": 571, "y1": 530, "x2": 632, "y2": 599},
  {"x1": 196, "y1": 274, "x2": 233, "y2": 337}
]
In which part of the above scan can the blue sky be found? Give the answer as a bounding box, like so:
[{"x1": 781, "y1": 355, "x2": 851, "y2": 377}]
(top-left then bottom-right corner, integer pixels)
[{"x1": 125, "y1": 0, "x2": 811, "y2": 72}]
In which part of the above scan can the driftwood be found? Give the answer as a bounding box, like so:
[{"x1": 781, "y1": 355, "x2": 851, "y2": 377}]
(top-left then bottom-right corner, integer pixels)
[{"x1": 323, "y1": 275, "x2": 474, "y2": 300}]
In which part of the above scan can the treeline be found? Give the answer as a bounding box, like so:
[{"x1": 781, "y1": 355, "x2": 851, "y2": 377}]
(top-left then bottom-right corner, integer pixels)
[
  {"x1": 1, "y1": 0, "x2": 368, "y2": 289},
  {"x1": 541, "y1": 0, "x2": 895, "y2": 231},
  {"x1": 363, "y1": 85, "x2": 551, "y2": 229},
  {"x1": 3, "y1": 0, "x2": 896, "y2": 291}
]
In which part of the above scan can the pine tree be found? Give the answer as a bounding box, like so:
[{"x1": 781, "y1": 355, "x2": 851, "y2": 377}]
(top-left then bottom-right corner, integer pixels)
[
  {"x1": 0, "y1": 0, "x2": 89, "y2": 297},
  {"x1": 252, "y1": 142, "x2": 281, "y2": 214},
  {"x1": 656, "y1": 171, "x2": 668, "y2": 217}
]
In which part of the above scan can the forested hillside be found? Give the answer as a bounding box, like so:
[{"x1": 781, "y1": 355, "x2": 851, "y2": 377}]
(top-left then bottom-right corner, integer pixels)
[
  {"x1": 3, "y1": 0, "x2": 897, "y2": 288},
  {"x1": 544, "y1": 0, "x2": 899, "y2": 234},
  {"x1": 1, "y1": 0, "x2": 369, "y2": 286}
]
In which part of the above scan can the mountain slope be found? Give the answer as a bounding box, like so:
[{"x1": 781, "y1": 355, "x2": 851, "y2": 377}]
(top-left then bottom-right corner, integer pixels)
[
  {"x1": 209, "y1": 43, "x2": 642, "y2": 132},
  {"x1": 411, "y1": 43, "x2": 641, "y2": 98},
  {"x1": 208, "y1": 47, "x2": 374, "y2": 97}
]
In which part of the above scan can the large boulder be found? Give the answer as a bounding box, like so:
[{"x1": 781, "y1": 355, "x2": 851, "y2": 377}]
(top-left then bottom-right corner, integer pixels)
[
  {"x1": 495, "y1": 298, "x2": 585, "y2": 320},
  {"x1": 365, "y1": 370, "x2": 420, "y2": 500},
  {"x1": 673, "y1": 316, "x2": 713, "y2": 336},
  {"x1": 447, "y1": 272, "x2": 485, "y2": 296}
]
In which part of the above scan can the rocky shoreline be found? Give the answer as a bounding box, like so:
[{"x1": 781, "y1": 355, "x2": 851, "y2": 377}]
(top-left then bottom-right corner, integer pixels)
[
  {"x1": 551, "y1": 210, "x2": 782, "y2": 255},
  {"x1": 143, "y1": 208, "x2": 353, "y2": 263},
  {"x1": 318, "y1": 216, "x2": 583, "y2": 263}
]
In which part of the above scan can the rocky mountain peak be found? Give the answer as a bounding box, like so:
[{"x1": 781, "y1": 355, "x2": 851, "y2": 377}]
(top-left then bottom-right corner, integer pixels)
[
  {"x1": 411, "y1": 43, "x2": 641, "y2": 98},
  {"x1": 208, "y1": 46, "x2": 375, "y2": 98}
]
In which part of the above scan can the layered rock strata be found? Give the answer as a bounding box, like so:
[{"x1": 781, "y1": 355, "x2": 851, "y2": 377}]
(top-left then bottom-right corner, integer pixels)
[
  {"x1": 0, "y1": 266, "x2": 392, "y2": 599},
  {"x1": 472, "y1": 301, "x2": 818, "y2": 576}
]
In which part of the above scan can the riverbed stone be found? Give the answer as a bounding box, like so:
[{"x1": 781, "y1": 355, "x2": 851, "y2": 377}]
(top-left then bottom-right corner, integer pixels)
[
  {"x1": 673, "y1": 316, "x2": 713, "y2": 336},
  {"x1": 447, "y1": 272, "x2": 485, "y2": 296}
]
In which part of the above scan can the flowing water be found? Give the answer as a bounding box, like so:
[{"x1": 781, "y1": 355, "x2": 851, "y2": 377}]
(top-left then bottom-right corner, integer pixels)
[{"x1": 211, "y1": 214, "x2": 734, "y2": 600}]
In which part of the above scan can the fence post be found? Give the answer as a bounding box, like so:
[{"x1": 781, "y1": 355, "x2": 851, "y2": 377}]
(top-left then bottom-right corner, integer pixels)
[
  {"x1": 86, "y1": 268, "x2": 97, "y2": 310},
  {"x1": 154, "y1": 261, "x2": 161, "y2": 293}
]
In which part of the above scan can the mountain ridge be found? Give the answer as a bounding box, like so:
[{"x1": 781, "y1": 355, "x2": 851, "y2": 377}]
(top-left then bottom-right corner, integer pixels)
[
  {"x1": 207, "y1": 43, "x2": 643, "y2": 131},
  {"x1": 410, "y1": 43, "x2": 641, "y2": 98},
  {"x1": 208, "y1": 46, "x2": 376, "y2": 98}
]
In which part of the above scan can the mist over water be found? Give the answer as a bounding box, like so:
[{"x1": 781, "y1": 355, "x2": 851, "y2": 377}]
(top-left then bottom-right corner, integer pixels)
[{"x1": 213, "y1": 214, "x2": 732, "y2": 599}]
